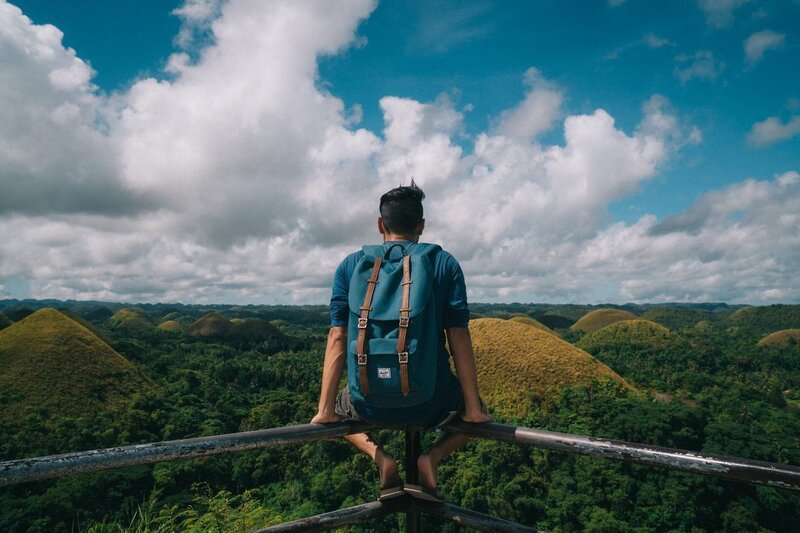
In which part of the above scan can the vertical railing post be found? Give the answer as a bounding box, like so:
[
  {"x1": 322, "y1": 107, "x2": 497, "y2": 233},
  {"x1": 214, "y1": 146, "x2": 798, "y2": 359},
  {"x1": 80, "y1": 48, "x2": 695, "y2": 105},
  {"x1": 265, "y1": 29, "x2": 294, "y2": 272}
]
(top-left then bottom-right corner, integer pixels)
[{"x1": 405, "y1": 430, "x2": 421, "y2": 533}]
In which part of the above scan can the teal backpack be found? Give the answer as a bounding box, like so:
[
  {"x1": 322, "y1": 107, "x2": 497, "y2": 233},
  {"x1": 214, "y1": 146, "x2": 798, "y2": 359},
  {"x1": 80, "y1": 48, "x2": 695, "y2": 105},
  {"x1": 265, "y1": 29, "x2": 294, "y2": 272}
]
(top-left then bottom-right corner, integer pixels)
[{"x1": 346, "y1": 242, "x2": 441, "y2": 408}]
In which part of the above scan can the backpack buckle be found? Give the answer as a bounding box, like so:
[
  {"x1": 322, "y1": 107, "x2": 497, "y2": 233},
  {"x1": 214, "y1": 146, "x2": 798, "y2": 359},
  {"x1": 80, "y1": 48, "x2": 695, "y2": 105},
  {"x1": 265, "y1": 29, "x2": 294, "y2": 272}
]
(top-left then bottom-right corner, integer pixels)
[
  {"x1": 357, "y1": 353, "x2": 367, "y2": 365},
  {"x1": 398, "y1": 316, "x2": 409, "y2": 328},
  {"x1": 398, "y1": 352, "x2": 409, "y2": 364},
  {"x1": 357, "y1": 317, "x2": 368, "y2": 329}
]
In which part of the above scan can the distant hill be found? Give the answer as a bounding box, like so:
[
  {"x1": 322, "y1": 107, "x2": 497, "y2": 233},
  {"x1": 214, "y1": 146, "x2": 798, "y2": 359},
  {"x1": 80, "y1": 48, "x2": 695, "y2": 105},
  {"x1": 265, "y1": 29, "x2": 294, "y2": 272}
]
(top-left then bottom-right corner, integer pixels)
[
  {"x1": 726, "y1": 305, "x2": 800, "y2": 337},
  {"x1": 509, "y1": 315, "x2": 553, "y2": 333},
  {"x1": 0, "y1": 308, "x2": 146, "y2": 423},
  {"x1": 469, "y1": 318, "x2": 633, "y2": 418},
  {"x1": 157, "y1": 320, "x2": 182, "y2": 332},
  {"x1": 757, "y1": 329, "x2": 800, "y2": 348},
  {"x1": 187, "y1": 312, "x2": 286, "y2": 341},
  {"x1": 110, "y1": 308, "x2": 155, "y2": 331},
  {"x1": 187, "y1": 312, "x2": 234, "y2": 336},
  {"x1": 571, "y1": 308, "x2": 638, "y2": 333},
  {"x1": 576, "y1": 320, "x2": 682, "y2": 352},
  {"x1": 640, "y1": 307, "x2": 714, "y2": 330}
]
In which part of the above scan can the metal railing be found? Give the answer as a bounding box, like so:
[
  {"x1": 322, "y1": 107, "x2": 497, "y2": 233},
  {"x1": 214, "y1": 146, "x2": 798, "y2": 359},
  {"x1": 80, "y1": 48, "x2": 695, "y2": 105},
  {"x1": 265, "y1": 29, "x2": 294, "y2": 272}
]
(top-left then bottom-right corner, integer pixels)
[{"x1": 2, "y1": 420, "x2": 800, "y2": 531}]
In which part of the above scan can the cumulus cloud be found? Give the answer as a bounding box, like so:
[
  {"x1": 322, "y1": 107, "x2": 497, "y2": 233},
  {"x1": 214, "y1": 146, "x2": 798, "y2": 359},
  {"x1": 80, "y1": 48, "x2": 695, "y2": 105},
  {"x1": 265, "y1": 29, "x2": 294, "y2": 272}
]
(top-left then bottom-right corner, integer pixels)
[
  {"x1": 674, "y1": 50, "x2": 725, "y2": 83},
  {"x1": 595, "y1": 171, "x2": 800, "y2": 303},
  {"x1": 747, "y1": 115, "x2": 800, "y2": 147},
  {"x1": 0, "y1": 1, "x2": 154, "y2": 216},
  {"x1": 0, "y1": 0, "x2": 796, "y2": 305},
  {"x1": 744, "y1": 30, "x2": 785, "y2": 66},
  {"x1": 495, "y1": 68, "x2": 563, "y2": 142},
  {"x1": 698, "y1": 0, "x2": 749, "y2": 28}
]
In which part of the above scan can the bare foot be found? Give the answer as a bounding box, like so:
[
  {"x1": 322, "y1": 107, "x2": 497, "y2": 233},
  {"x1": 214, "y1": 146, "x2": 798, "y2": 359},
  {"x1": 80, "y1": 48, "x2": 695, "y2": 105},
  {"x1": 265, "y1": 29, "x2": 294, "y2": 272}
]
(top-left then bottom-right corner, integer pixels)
[
  {"x1": 375, "y1": 449, "x2": 400, "y2": 489},
  {"x1": 417, "y1": 453, "x2": 436, "y2": 489}
]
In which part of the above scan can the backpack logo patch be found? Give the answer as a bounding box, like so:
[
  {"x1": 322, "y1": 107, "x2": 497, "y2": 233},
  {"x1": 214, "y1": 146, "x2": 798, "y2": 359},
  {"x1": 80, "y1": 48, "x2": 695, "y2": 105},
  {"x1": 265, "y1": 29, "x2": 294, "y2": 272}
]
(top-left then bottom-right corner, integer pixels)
[{"x1": 377, "y1": 368, "x2": 392, "y2": 379}]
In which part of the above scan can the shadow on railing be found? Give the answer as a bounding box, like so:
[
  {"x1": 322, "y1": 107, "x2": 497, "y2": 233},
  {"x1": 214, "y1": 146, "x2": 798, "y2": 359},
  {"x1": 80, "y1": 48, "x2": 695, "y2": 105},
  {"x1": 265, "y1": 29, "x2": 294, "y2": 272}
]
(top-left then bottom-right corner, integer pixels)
[{"x1": 2, "y1": 420, "x2": 799, "y2": 531}]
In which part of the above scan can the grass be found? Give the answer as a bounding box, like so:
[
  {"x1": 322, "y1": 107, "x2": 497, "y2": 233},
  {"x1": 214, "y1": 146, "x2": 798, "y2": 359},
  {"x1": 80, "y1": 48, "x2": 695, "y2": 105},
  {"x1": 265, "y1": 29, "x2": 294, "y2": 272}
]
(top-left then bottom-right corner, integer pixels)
[
  {"x1": 469, "y1": 318, "x2": 632, "y2": 418},
  {"x1": 571, "y1": 308, "x2": 638, "y2": 333},
  {"x1": 0, "y1": 308, "x2": 146, "y2": 423}
]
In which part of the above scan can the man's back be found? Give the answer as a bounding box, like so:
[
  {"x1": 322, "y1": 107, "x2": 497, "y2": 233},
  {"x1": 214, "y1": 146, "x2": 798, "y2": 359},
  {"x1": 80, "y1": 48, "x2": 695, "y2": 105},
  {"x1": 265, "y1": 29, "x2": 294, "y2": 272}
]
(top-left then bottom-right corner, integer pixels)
[{"x1": 330, "y1": 241, "x2": 468, "y2": 427}]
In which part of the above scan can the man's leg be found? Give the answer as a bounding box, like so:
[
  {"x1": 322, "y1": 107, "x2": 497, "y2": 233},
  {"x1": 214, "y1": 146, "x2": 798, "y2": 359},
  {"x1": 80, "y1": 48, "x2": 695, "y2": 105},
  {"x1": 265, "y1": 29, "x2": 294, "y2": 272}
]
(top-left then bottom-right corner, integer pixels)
[
  {"x1": 416, "y1": 432, "x2": 471, "y2": 490},
  {"x1": 344, "y1": 433, "x2": 400, "y2": 489}
]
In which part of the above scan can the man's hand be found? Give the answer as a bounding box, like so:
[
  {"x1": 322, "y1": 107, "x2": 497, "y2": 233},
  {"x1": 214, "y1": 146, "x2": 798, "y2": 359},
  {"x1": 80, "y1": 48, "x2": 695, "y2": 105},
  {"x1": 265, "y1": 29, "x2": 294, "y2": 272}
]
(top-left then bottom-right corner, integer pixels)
[
  {"x1": 461, "y1": 409, "x2": 491, "y2": 424},
  {"x1": 311, "y1": 411, "x2": 342, "y2": 424}
]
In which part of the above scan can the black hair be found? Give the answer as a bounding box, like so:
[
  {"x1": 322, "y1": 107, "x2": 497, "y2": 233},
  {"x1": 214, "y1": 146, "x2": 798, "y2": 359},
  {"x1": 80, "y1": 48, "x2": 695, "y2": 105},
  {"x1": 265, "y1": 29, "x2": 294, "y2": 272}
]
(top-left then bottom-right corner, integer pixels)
[{"x1": 379, "y1": 180, "x2": 425, "y2": 235}]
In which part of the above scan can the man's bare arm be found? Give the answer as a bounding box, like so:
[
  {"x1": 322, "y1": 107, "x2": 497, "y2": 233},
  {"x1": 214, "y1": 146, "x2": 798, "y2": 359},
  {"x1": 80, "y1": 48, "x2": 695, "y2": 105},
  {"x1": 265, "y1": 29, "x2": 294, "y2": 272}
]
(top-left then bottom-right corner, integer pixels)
[
  {"x1": 446, "y1": 327, "x2": 491, "y2": 423},
  {"x1": 311, "y1": 326, "x2": 347, "y2": 424}
]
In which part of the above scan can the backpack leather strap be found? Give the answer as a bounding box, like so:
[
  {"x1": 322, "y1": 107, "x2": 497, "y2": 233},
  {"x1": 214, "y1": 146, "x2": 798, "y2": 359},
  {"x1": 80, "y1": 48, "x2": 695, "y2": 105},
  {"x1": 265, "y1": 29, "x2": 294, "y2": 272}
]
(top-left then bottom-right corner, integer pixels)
[
  {"x1": 397, "y1": 255, "x2": 412, "y2": 396},
  {"x1": 356, "y1": 257, "x2": 382, "y2": 395}
]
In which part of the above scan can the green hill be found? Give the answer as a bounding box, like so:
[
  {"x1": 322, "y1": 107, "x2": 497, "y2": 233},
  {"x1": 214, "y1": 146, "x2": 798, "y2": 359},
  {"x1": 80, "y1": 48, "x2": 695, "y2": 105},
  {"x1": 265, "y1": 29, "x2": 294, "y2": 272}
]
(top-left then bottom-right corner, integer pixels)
[
  {"x1": 640, "y1": 307, "x2": 714, "y2": 330},
  {"x1": 0, "y1": 308, "x2": 146, "y2": 423},
  {"x1": 571, "y1": 308, "x2": 638, "y2": 333},
  {"x1": 726, "y1": 305, "x2": 800, "y2": 337},
  {"x1": 110, "y1": 308, "x2": 154, "y2": 331},
  {"x1": 757, "y1": 329, "x2": 800, "y2": 348},
  {"x1": 508, "y1": 315, "x2": 553, "y2": 333},
  {"x1": 576, "y1": 320, "x2": 682, "y2": 352},
  {"x1": 469, "y1": 318, "x2": 633, "y2": 418}
]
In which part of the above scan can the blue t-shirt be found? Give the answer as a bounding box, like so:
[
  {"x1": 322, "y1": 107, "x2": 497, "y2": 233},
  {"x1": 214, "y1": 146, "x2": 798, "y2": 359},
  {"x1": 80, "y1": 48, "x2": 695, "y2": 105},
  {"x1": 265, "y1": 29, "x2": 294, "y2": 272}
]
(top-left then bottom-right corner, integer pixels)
[{"x1": 330, "y1": 241, "x2": 470, "y2": 427}]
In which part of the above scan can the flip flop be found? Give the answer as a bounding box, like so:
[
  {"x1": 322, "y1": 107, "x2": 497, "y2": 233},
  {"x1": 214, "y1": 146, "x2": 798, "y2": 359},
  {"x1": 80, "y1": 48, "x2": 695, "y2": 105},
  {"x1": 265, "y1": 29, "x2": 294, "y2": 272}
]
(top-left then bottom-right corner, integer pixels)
[
  {"x1": 378, "y1": 479, "x2": 405, "y2": 501},
  {"x1": 404, "y1": 483, "x2": 444, "y2": 503}
]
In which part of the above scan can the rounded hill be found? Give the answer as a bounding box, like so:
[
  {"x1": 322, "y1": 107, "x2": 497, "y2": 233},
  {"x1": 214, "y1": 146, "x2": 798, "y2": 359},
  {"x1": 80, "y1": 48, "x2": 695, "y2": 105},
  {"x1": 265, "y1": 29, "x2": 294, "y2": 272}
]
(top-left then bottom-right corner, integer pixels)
[
  {"x1": 571, "y1": 308, "x2": 638, "y2": 333},
  {"x1": 576, "y1": 320, "x2": 681, "y2": 352},
  {"x1": 187, "y1": 312, "x2": 234, "y2": 336},
  {"x1": 110, "y1": 308, "x2": 154, "y2": 331},
  {"x1": 757, "y1": 329, "x2": 800, "y2": 348},
  {"x1": 157, "y1": 320, "x2": 182, "y2": 332},
  {"x1": 508, "y1": 315, "x2": 553, "y2": 333},
  {"x1": 0, "y1": 308, "x2": 146, "y2": 423},
  {"x1": 187, "y1": 313, "x2": 286, "y2": 341},
  {"x1": 469, "y1": 318, "x2": 632, "y2": 418}
]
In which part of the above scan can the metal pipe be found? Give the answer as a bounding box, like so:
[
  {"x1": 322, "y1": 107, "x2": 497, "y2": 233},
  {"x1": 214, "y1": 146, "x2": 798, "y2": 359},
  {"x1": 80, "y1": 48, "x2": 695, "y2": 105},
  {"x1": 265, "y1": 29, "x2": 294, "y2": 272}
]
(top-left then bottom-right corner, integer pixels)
[
  {"x1": 252, "y1": 498, "x2": 405, "y2": 532},
  {"x1": 443, "y1": 420, "x2": 800, "y2": 491},
  {"x1": 410, "y1": 499, "x2": 543, "y2": 532},
  {"x1": 0, "y1": 422, "x2": 372, "y2": 487}
]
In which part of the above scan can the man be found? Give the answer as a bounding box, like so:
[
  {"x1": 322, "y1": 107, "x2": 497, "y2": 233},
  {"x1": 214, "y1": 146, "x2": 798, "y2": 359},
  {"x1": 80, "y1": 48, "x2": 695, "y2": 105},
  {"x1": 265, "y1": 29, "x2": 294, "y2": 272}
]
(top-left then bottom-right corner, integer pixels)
[{"x1": 311, "y1": 181, "x2": 490, "y2": 502}]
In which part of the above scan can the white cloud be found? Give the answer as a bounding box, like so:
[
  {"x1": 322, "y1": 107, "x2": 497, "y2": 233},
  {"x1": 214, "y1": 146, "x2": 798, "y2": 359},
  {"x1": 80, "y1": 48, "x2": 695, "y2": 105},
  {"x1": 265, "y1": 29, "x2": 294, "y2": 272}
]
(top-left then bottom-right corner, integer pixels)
[
  {"x1": 495, "y1": 68, "x2": 563, "y2": 142},
  {"x1": 643, "y1": 33, "x2": 673, "y2": 48},
  {"x1": 698, "y1": 0, "x2": 749, "y2": 28},
  {"x1": 589, "y1": 171, "x2": 800, "y2": 303},
  {"x1": 0, "y1": 0, "x2": 797, "y2": 305},
  {"x1": 744, "y1": 30, "x2": 785, "y2": 66},
  {"x1": 674, "y1": 50, "x2": 725, "y2": 83},
  {"x1": 747, "y1": 115, "x2": 800, "y2": 147}
]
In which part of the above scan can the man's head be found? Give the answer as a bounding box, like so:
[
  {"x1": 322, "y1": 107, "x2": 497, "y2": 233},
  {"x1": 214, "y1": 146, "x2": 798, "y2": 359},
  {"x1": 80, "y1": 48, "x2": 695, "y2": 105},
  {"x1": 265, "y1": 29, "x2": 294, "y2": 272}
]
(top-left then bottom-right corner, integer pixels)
[{"x1": 378, "y1": 181, "x2": 425, "y2": 239}]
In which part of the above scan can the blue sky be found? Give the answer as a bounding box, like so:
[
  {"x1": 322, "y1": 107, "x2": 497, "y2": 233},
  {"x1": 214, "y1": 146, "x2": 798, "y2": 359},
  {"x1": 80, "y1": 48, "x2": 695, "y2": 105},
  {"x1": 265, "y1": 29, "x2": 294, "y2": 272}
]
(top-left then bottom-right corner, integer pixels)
[{"x1": 1, "y1": 0, "x2": 799, "y2": 304}]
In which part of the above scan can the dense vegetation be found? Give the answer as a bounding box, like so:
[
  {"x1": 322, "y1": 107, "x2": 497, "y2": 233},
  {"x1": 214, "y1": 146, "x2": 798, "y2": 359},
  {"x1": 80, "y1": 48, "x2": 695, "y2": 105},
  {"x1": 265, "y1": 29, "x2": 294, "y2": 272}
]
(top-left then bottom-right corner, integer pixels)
[{"x1": 0, "y1": 300, "x2": 799, "y2": 531}]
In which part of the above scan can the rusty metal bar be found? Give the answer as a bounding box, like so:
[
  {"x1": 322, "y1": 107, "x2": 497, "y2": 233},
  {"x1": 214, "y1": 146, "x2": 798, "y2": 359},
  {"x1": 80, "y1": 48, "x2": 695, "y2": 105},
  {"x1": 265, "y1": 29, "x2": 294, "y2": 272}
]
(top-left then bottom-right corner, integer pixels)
[
  {"x1": 252, "y1": 497, "x2": 406, "y2": 532},
  {"x1": 443, "y1": 420, "x2": 800, "y2": 491},
  {"x1": 0, "y1": 421, "x2": 372, "y2": 487},
  {"x1": 410, "y1": 499, "x2": 543, "y2": 532}
]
